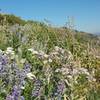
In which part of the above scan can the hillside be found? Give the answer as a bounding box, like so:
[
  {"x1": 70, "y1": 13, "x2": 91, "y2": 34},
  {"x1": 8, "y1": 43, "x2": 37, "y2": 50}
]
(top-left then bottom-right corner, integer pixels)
[
  {"x1": 0, "y1": 13, "x2": 100, "y2": 100},
  {"x1": 0, "y1": 13, "x2": 100, "y2": 52}
]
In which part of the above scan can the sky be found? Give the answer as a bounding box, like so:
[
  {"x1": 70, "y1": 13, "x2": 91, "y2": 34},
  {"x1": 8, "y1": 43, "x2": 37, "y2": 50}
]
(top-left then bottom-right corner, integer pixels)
[{"x1": 0, "y1": 0, "x2": 100, "y2": 34}]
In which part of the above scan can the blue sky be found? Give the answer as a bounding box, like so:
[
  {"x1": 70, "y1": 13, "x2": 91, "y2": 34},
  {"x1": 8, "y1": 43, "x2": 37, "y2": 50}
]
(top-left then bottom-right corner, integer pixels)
[{"x1": 0, "y1": 0, "x2": 100, "y2": 33}]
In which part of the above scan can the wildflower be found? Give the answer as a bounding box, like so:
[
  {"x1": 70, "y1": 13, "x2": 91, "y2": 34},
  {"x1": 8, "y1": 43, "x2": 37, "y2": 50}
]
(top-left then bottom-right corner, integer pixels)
[
  {"x1": 73, "y1": 68, "x2": 79, "y2": 75},
  {"x1": 48, "y1": 58, "x2": 52, "y2": 63},
  {"x1": 57, "y1": 81, "x2": 65, "y2": 94},
  {"x1": 7, "y1": 47, "x2": 13, "y2": 51},
  {"x1": 79, "y1": 68, "x2": 90, "y2": 75},
  {"x1": 6, "y1": 47, "x2": 14, "y2": 54},
  {"x1": 24, "y1": 63, "x2": 31, "y2": 73},
  {"x1": 20, "y1": 86, "x2": 25, "y2": 90},
  {"x1": 87, "y1": 75, "x2": 96, "y2": 82},
  {"x1": 51, "y1": 51, "x2": 58, "y2": 55},
  {"x1": 32, "y1": 80, "x2": 42, "y2": 97},
  {"x1": 55, "y1": 68, "x2": 72, "y2": 75},
  {"x1": 60, "y1": 68, "x2": 71, "y2": 75},
  {"x1": 44, "y1": 54, "x2": 49, "y2": 58},
  {"x1": 32, "y1": 51, "x2": 38, "y2": 55},
  {"x1": 27, "y1": 73, "x2": 36, "y2": 80},
  {"x1": 0, "y1": 62, "x2": 3, "y2": 73},
  {"x1": 11, "y1": 85, "x2": 21, "y2": 100},
  {"x1": 6, "y1": 95, "x2": 13, "y2": 100},
  {"x1": 39, "y1": 50, "x2": 45, "y2": 56},
  {"x1": 28, "y1": 48, "x2": 32, "y2": 51},
  {"x1": 55, "y1": 46, "x2": 60, "y2": 51},
  {"x1": 0, "y1": 54, "x2": 8, "y2": 65},
  {"x1": 7, "y1": 47, "x2": 13, "y2": 52},
  {"x1": 28, "y1": 48, "x2": 38, "y2": 55},
  {"x1": 61, "y1": 49, "x2": 65, "y2": 54},
  {"x1": 55, "y1": 68, "x2": 60, "y2": 72},
  {"x1": 54, "y1": 81, "x2": 65, "y2": 97},
  {"x1": 67, "y1": 75, "x2": 73, "y2": 79}
]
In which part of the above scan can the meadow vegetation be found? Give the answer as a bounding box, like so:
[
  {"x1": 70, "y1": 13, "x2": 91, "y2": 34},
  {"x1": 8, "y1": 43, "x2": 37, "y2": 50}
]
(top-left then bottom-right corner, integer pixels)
[{"x1": 0, "y1": 13, "x2": 100, "y2": 100}]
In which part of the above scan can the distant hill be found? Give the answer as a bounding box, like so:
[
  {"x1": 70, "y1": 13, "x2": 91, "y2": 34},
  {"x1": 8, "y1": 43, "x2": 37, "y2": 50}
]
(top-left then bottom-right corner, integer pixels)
[
  {"x1": 95, "y1": 32, "x2": 100, "y2": 36},
  {"x1": 0, "y1": 13, "x2": 100, "y2": 51},
  {"x1": 0, "y1": 13, "x2": 26, "y2": 25}
]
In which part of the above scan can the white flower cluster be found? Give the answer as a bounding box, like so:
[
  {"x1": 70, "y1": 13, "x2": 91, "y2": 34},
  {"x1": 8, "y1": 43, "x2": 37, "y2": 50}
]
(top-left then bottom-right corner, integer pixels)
[
  {"x1": 6, "y1": 47, "x2": 14, "y2": 55},
  {"x1": 26, "y1": 73, "x2": 36, "y2": 80},
  {"x1": 55, "y1": 67, "x2": 96, "y2": 82},
  {"x1": 28, "y1": 48, "x2": 38, "y2": 55},
  {"x1": 54, "y1": 46, "x2": 65, "y2": 54},
  {"x1": 28, "y1": 48, "x2": 52, "y2": 64}
]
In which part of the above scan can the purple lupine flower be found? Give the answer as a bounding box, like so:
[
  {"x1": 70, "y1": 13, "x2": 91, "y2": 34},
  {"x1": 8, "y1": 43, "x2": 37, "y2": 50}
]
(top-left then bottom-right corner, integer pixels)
[
  {"x1": 57, "y1": 81, "x2": 65, "y2": 93},
  {"x1": 14, "y1": 70, "x2": 26, "y2": 90},
  {"x1": 0, "y1": 54, "x2": 8, "y2": 76},
  {"x1": 11, "y1": 85, "x2": 21, "y2": 100},
  {"x1": 19, "y1": 75, "x2": 26, "y2": 90},
  {"x1": 0, "y1": 63, "x2": 3, "y2": 72},
  {"x1": 0, "y1": 54, "x2": 8, "y2": 65},
  {"x1": 32, "y1": 80, "x2": 42, "y2": 97},
  {"x1": 54, "y1": 81, "x2": 65, "y2": 97},
  {"x1": 6, "y1": 95, "x2": 14, "y2": 100},
  {"x1": 24, "y1": 63, "x2": 31, "y2": 73}
]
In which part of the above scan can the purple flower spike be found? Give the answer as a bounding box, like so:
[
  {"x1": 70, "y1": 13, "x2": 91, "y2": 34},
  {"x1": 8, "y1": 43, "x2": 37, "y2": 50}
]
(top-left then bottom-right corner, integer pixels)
[
  {"x1": 32, "y1": 80, "x2": 42, "y2": 97},
  {"x1": 6, "y1": 95, "x2": 13, "y2": 100},
  {"x1": 54, "y1": 80, "x2": 65, "y2": 97},
  {"x1": 11, "y1": 85, "x2": 21, "y2": 100}
]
